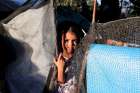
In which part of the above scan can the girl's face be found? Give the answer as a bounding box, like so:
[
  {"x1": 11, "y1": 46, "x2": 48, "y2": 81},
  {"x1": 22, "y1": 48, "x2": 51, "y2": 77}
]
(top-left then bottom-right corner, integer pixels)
[{"x1": 63, "y1": 31, "x2": 78, "y2": 56}]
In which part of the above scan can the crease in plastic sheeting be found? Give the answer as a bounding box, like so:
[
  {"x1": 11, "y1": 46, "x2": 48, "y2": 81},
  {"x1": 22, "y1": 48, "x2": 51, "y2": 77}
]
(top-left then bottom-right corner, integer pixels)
[{"x1": 3, "y1": 1, "x2": 56, "y2": 93}]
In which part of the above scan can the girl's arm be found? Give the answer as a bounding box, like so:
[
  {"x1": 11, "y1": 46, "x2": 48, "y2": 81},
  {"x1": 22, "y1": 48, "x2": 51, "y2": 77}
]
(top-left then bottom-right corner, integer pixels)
[{"x1": 54, "y1": 53, "x2": 65, "y2": 84}]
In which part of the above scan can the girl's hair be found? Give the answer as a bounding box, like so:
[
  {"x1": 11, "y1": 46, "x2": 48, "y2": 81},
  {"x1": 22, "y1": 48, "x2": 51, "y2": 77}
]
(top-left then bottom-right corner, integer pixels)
[{"x1": 57, "y1": 21, "x2": 84, "y2": 53}]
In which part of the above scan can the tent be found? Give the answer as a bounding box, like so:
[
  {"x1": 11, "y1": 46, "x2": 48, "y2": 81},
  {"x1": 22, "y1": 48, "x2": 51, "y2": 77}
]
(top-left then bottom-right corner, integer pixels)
[
  {"x1": 73, "y1": 17, "x2": 140, "y2": 93},
  {"x1": 0, "y1": 0, "x2": 89, "y2": 93},
  {"x1": 0, "y1": 0, "x2": 56, "y2": 93},
  {"x1": 0, "y1": 0, "x2": 140, "y2": 93}
]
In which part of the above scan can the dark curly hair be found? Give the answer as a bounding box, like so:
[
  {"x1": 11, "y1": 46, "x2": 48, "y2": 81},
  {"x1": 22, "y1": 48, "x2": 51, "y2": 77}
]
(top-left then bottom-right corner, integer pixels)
[{"x1": 56, "y1": 21, "x2": 84, "y2": 54}]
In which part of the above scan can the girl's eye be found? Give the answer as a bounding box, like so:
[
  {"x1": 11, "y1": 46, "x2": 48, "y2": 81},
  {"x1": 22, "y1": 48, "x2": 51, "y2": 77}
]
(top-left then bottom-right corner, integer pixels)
[
  {"x1": 73, "y1": 41, "x2": 77, "y2": 46},
  {"x1": 65, "y1": 40, "x2": 68, "y2": 43}
]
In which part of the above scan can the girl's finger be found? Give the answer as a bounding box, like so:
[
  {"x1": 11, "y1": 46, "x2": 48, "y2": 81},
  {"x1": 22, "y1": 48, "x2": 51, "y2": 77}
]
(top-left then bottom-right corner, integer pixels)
[
  {"x1": 53, "y1": 58, "x2": 57, "y2": 65},
  {"x1": 58, "y1": 53, "x2": 62, "y2": 61},
  {"x1": 61, "y1": 33, "x2": 65, "y2": 50},
  {"x1": 53, "y1": 58, "x2": 56, "y2": 62}
]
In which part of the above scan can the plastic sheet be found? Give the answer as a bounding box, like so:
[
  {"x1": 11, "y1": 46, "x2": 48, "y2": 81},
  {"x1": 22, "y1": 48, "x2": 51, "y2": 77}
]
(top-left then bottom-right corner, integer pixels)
[
  {"x1": 2, "y1": 1, "x2": 56, "y2": 93},
  {"x1": 87, "y1": 44, "x2": 140, "y2": 93}
]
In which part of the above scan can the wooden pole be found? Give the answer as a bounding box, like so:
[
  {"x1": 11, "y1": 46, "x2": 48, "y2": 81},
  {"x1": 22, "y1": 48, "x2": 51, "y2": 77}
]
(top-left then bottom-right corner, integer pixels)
[{"x1": 92, "y1": 0, "x2": 96, "y2": 24}]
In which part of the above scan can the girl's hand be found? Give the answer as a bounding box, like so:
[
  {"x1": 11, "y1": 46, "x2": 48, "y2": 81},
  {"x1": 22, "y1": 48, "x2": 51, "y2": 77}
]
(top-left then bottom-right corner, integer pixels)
[
  {"x1": 54, "y1": 53, "x2": 65, "y2": 71},
  {"x1": 54, "y1": 53, "x2": 65, "y2": 83}
]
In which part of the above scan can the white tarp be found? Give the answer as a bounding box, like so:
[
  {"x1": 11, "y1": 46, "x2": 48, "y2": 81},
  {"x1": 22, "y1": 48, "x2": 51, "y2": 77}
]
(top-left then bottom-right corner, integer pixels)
[{"x1": 2, "y1": 1, "x2": 56, "y2": 93}]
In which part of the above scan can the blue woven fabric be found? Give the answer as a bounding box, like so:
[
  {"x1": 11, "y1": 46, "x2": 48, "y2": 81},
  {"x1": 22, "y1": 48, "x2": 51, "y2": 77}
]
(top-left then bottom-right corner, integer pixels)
[
  {"x1": 86, "y1": 44, "x2": 140, "y2": 93},
  {"x1": 0, "y1": 0, "x2": 37, "y2": 11}
]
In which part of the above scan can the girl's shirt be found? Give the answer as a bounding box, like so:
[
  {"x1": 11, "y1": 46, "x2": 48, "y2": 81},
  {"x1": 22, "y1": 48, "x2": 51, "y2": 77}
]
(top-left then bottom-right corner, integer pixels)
[{"x1": 57, "y1": 58, "x2": 77, "y2": 93}]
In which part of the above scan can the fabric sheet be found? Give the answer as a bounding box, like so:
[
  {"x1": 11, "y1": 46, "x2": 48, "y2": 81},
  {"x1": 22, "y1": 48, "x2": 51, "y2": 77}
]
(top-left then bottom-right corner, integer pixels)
[
  {"x1": 87, "y1": 44, "x2": 140, "y2": 93},
  {"x1": 2, "y1": 1, "x2": 56, "y2": 93}
]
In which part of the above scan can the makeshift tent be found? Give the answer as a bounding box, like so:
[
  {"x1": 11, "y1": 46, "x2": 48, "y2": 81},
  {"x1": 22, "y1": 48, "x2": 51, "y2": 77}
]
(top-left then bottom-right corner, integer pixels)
[
  {"x1": 0, "y1": 0, "x2": 89, "y2": 93},
  {"x1": 73, "y1": 17, "x2": 140, "y2": 93},
  {"x1": 0, "y1": 0, "x2": 140, "y2": 93},
  {"x1": 0, "y1": 0, "x2": 56, "y2": 93}
]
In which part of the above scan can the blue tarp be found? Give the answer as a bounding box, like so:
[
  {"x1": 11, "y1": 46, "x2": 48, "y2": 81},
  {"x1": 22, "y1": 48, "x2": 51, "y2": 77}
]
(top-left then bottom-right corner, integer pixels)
[
  {"x1": 0, "y1": 0, "x2": 37, "y2": 11},
  {"x1": 86, "y1": 44, "x2": 140, "y2": 93}
]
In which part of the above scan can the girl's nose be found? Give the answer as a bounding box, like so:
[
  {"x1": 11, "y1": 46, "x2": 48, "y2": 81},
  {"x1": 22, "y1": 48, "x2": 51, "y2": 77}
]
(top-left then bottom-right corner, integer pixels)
[{"x1": 68, "y1": 41, "x2": 73, "y2": 49}]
